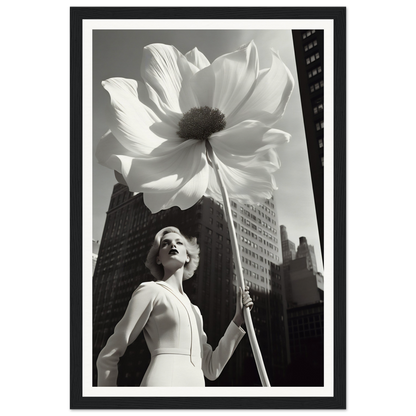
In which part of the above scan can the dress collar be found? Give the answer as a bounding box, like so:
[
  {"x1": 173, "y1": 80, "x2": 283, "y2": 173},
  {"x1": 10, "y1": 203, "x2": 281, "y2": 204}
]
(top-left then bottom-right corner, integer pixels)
[{"x1": 155, "y1": 281, "x2": 190, "y2": 302}]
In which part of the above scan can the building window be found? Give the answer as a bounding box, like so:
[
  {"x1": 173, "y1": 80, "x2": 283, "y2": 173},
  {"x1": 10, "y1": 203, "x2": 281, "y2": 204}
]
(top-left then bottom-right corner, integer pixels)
[
  {"x1": 304, "y1": 40, "x2": 318, "y2": 52},
  {"x1": 302, "y1": 29, "x2": 316, "y2": 39},
  {"x1": 313, "y1": 103, "x2": 324, "y2": 114},
  {"x1": 310, "y1": 82, "x2": 322, "y2": 93},
  {"x1": 306, "y1": 52, "x2": 320, "y2": 65},
  {"x1": 319, "y1": 138, "x2": 324, "y2": 148}
]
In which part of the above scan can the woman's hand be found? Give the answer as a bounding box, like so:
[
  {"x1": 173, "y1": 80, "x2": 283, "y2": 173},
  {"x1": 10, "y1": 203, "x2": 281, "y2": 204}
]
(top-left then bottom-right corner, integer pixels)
[{"x1": 233, "y1": 286, "x2": 254, "y2": 327}]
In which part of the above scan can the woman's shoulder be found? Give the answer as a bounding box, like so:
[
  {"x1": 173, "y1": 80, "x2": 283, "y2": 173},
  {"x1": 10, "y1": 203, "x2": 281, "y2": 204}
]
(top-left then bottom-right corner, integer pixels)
[
  {"x1": 131, "y1": 280, "x2": 162, "y2": 297},
  {"x1": 190, "y1": 302, "x2": 202, "y2": 315}
]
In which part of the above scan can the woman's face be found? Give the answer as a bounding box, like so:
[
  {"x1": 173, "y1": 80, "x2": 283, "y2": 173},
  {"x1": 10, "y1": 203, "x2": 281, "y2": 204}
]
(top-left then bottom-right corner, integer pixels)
[{"x1": 157, "y1": 232, "x2": 189, "y2": 270}]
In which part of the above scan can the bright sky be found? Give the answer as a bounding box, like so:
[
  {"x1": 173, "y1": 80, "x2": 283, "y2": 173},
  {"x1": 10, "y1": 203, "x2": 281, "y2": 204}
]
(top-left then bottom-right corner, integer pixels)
[{"x1": 92, "y1": 29, "x2": 323, "y2": 273}]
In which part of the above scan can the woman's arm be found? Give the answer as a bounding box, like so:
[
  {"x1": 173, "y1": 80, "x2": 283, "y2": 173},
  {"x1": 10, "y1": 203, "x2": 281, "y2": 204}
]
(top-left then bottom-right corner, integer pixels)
[
  {"x1": 96, "y1": 282, "x2": 156, "y2": 386},
  {"x1": 200, "y1": 320, "x2": 246, "y2": 381},
  {"x1": 199, "y1": 287, "x2": 254, "y2": 381}
]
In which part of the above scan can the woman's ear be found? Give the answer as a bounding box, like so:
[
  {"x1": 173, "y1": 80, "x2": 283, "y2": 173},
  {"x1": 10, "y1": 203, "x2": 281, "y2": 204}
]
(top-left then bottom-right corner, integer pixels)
[{"x1": 186, "y1": 257, "x2": 190, "y2": 264}]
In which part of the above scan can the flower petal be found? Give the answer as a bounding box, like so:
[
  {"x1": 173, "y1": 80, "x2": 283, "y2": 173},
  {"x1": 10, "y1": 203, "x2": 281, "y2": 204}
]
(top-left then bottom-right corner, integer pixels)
[
  {"x1": 206, "y1": 123, "x2": 289, "y2": 205},
  {"x1": 96, "y1": 128, "x2": 208, "y2": 194},
  {"x1": 142, "y1": 82, "x2": 183, "y2": 129},
  {"x1": 210, "y1": 120, "x2": 290, "y2": 159},
  {"x1": 143, "y1": 164, "x2": 209, "y2": 213},
  {"x1": 95, "y1": 130, "x2": 136, "y2": 172},
  {"x1": 102, "y1": 77, "x2": 179, "y2": 155},
  {"x1": 185, "y1": 64, "x2": 216, "y2": 108},
  {"x1": 97, "y1": 136, "x2": 208, "y2": 213},
  {"x1": 189, "y1": 41, "x2": 259, "y2": 117},
  {"x1": 125, "y1": 140, "x2": 206, "y2": 190},
  {"x1": 141, "y1": 43, "x2": 199, "y2": 114},
  {"x1": 142, "y1": 145, "x2": 209, "y2": 213},
  {"x1": 185, "y1": 47, "x2": 210, "y2": 70},
  {"x1": 205, "y1": 148, "x2": 282, "y2": 205},
  {"x1": 227, "y1": 49, "x2": 294, "y2": 128}
]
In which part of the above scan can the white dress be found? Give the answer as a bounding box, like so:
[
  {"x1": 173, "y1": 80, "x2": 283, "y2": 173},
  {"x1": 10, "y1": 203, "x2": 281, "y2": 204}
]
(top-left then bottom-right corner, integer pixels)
[{"x1": 97, "y1": 281, "x2": 245, "y2": 387}]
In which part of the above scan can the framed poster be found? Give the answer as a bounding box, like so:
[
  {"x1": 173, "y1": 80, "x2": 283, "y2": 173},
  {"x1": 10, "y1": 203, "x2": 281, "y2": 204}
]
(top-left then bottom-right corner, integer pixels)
[{"x1": 70, "y1": 7, "x2": 346, "y2": 409}]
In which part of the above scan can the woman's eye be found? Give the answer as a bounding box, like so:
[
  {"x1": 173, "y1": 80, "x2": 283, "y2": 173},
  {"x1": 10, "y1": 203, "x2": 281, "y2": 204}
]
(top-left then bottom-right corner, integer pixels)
[{"x1": 177, "y1": 241, "x2": 183, "y2": 245}]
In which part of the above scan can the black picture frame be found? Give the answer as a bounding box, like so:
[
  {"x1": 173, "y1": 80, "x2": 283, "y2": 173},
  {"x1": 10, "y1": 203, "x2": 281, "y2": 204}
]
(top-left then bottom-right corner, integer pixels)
[{"x1": 70, "y1": 7, "x2": 346, "y2": 409}]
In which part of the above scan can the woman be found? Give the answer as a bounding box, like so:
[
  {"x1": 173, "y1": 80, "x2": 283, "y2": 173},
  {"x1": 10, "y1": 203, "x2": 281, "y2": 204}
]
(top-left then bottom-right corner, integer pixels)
[{"x1": 97, "y1": 226, "x2": 253, "y2": 387}]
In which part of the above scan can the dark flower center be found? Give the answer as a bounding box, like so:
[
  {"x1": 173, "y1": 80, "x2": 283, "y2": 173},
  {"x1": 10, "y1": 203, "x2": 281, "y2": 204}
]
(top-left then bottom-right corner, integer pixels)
[{"x1": 177, "y1": 106, "x2": 226, "y2": 141}]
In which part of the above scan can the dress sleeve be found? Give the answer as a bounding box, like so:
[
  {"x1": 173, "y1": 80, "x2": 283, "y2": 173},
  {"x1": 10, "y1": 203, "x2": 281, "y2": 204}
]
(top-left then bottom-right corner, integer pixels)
[
  {"x1": 199, "y1": 313, "x2": 246, "y2": 381},
  {"x1": 96, "y1": 282, "x2": 157, "y2": 386}
]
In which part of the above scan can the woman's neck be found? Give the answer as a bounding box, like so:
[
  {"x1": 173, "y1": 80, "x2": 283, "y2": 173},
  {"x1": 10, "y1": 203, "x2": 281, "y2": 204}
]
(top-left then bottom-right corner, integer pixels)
[{"x1": 161, "y1": 268, "x2": 185, "y2": 294}]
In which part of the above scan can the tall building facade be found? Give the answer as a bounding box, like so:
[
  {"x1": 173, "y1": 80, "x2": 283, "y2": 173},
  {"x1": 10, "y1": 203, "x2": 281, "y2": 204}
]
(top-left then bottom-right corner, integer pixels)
[
  {"x1": 280, "y1": 225, "x2": 296, "y2": 308},
  {"x1": 280, "y1": 226, "x2": 323, "y2": 308},
  {"x1": 92, "y1": 184, "x2": 290, "y2": 387},
  {"x1": 289, "y1": 256, "x2": 322, "y2": 307},
  {"x1": 231, "y1": 198, "x2": 281, "y2": 293},
  {"x1": 292, "y1": 29, "x2": 324, "y2": 257},
  {"x1": 279, "y1": 224, "x2": 324, "y2": 385},
  {"x1": 92, "y1": 239, "x2": 100, "y2": 273},
  {"x1": 296, "y1": 236, "x2": 318, "y2": 274},
  {"x1": 280, "y1": 225, "x2": 297, "y2": 264},
  {"x1": 231, "y1": 198, "x2": 290, "y2": 383},
  {"x1": 286, "y1": 302, "x2": 324, "y2": 386}
]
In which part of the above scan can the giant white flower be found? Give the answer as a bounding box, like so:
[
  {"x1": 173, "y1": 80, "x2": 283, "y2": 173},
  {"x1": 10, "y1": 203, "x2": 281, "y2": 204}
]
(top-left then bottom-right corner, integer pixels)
[{"x1": 96, "y1": 41, "x2": 294, "y2": 213}]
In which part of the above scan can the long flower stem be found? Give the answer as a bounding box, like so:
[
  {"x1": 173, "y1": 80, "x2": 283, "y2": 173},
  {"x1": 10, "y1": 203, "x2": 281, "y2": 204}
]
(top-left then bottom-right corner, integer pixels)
[{"x1": 206, "y1": 142, "x2": 271, "y2": 387}]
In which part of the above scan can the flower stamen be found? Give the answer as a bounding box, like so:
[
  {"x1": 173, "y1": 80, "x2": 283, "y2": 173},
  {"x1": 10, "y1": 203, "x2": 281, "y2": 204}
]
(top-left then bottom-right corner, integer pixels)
[{"x1": 177, "y1": 106, "x2": 226, "y2": 141}]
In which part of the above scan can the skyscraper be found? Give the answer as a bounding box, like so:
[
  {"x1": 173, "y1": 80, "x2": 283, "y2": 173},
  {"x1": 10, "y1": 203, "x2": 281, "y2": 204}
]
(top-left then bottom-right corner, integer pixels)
[
  {"x1": 279, "y1": 227, "x2": 323, "y2": 308},
  {"x1": 280, "y1": 225, "x2": 297, "y2": 308},
  {"x1": 92, "y1": 184, "x2": 289, "y2": 386},
  {"x1": 92, "y1": 239, "x2": 100, "y2": 273},
  {"x1": 231, "y1": 198, "x2": 281, "y2": 293},
  {"x1": 292, "y1": 29, "x2": 324, "y2": 256},
  {"x1": 286, "y1": 302, "x2": 324, "y2": 386},
  {"x1": 281, "y1": 225, "x2": 297, "y2": 264},
  {"x1": 279, "y1": 225, "x2": 324, "y2": 386},
  {"x1": 289, "y1": 256, "x2": 322, "y2": 307},
  {"x1": 296, "y1": 236, "x2": 318, "y2": 274}
]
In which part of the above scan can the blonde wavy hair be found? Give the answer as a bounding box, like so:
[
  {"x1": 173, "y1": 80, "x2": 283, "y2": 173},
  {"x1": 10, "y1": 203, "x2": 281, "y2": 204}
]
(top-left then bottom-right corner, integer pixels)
[{"x1": 145, "y1": 226, "x2": 200, "y2": 281}]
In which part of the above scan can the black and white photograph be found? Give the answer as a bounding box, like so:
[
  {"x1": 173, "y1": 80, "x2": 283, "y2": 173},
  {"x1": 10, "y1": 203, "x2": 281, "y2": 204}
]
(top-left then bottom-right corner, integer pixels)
[{"x1": 70, "y1": 8, "x2": 345, "y2": 409}]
